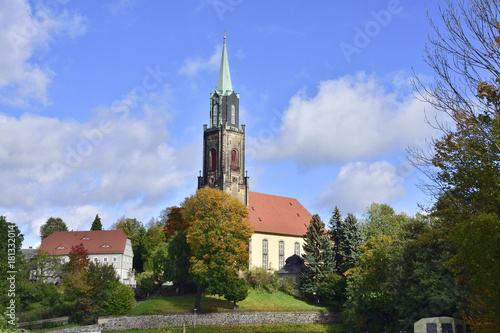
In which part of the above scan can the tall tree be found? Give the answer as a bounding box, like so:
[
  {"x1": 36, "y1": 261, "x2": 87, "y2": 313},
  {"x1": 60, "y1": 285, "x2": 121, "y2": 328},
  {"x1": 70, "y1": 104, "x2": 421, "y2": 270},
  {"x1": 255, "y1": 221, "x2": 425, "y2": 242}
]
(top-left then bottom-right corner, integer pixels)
[
  {"x1": 112, "y1": 217, "x2": 146, "y2": 272},
  {"x1": 184, "y1": 187, "x2": 253, "y2": 310},
  {"x1": 160, "y1": 206, "x2": 189, "y2": 239},
  {"x1": 335, "y1": 213, "x2": 363, "y2": 275},
  {"x1": 410, "y1": 0, "x2": 500, "y2": 330},
  {"x1": 164, "y1": 230, "x2": 191, "y2": 295},
  {"x1": 40, "y1": 217, "x2": 68, "y2": 240},
  {"x1": 300, "y1": 214, "x2": 335, "y2": 302},
  {"x1": 90, "y1": 214, "x2": 102, "y2": 231}
]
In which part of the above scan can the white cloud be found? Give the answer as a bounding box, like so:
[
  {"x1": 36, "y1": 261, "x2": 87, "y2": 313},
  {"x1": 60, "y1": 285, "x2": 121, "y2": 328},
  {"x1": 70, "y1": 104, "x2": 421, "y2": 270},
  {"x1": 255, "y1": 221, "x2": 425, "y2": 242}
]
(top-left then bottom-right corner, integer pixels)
[
  {"x1": 0, "y1": 0, "x2": 87, "y2": 107},
  {"x1": 0, "y1": 87, "x2": 197, "y2": 246},
  {"x1": 317, "y1": 161, "x2": 406, "y2": 214},
  {"x1": 179, "y1": 44, "x2": 222, "y2": 77},
  {"x1": 249, "y1": 72, "x2": 436, "y2": 165}
]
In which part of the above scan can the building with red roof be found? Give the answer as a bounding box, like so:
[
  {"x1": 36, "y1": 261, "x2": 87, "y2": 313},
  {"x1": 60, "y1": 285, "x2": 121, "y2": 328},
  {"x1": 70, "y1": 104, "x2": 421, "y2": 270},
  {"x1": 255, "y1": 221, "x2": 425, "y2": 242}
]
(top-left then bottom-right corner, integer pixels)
[
  {"x1": 39, "y1": 229, "x2": 135, "y2": 286},
  {"x1": 197, "y1": 37, "x2": 312, "y2": 270}
]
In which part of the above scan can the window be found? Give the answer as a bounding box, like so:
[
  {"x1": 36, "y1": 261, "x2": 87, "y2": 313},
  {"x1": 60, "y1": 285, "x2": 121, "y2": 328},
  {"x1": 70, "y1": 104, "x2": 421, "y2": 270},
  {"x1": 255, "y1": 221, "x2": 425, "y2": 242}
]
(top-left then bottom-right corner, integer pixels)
[
  {"x1": 295, "y1": 242, "x2": 300, "y2": 256},
  {"x1": 210, "y1": 149, "x2": 217, "y2": 171},
  {"x1": 231, "y1": 105, "x2": 235, "y2": 124},
  {"x1": 93, "y1": 257, "x2": 99, "y2": 263},
  {"x1": 103, "y1": 257, "x2": 108, "y2": 263},
  {"x1": 426, "y1": 323, "x2": 437, "y2": 333},
  {"x1": 212, "y1": 104, "x2": 218, "y2": 126},
  {"x1": 231, "y1": 150, "x2": 238, "y2": 170},
  {"x1": 441, "y1": 324, "x2": 453, "y2": 333},
  {"x1": 113, "y1": 256, "x2": 117, "y2": 262},
  {"x1": 279, "y1": 241, "x2": 284, "y2": 269},
  {"x1": 262, "y1": 239, "x2": 268, "y2": 270}
]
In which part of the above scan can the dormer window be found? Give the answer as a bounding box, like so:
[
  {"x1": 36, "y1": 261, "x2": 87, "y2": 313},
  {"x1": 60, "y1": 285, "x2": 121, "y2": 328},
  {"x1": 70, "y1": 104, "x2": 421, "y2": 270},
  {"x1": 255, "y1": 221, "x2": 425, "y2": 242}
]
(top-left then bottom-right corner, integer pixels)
[
  {"x1": 101, "y1": 244, "x2": 110, "y2": 248},
  {"x1": 81, "y1": 237, "x2": 90, "y2": 240},
  {"x1": 56, "y1": 246, "x2": 65, "y2": 249}
]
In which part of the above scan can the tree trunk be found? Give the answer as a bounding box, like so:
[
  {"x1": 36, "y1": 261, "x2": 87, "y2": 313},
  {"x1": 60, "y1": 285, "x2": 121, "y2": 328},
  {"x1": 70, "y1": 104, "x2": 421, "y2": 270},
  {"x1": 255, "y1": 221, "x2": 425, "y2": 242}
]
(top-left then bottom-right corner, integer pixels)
[{"x1": 194, "y1": 286, "x2": 202, "y2": 311}]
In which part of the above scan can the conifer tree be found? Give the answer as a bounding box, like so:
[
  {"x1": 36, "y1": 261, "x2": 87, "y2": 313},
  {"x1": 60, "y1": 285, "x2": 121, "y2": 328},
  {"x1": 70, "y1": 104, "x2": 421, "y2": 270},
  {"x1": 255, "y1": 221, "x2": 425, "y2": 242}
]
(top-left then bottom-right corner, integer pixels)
[
  {"x1": 300, "y1": 214, "x2": 335, "y2": 301},
  {"x1": 336, "y1": 213, "x2": 363, "y2": 274},
  {"x1": 90, "y1": 214, "x2": 102, "y2": 231}
]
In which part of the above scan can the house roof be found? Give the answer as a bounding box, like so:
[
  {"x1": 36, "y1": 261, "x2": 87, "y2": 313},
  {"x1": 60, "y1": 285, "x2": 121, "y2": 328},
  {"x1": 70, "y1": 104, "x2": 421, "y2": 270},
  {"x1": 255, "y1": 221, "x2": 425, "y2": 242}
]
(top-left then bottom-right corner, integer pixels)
[
  {"x1": 39, "y1": 230, "x2": 129, "y2": 255},
  {"x1": 248, "y1": 192, "x2": 311, "y2": 237}
]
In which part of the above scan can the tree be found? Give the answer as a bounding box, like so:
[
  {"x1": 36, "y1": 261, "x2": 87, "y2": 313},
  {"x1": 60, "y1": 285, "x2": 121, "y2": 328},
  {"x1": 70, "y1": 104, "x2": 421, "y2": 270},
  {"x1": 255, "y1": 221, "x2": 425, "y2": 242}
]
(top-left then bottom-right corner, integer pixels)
[
  {"x1": 90, "y1": 214, "x2": 102, "y2": 231},
  {"x1": 148, "y1": 242, "x2": 169, "y2": 285},
  {"x1": 361, "y1": 203, "x2": 409, "y2": 239},
  {"x1": 300, "y1": 214, "x2": 335, "y2": 302},
  {"x1": 164, "y1": 230, "x2": 191, "y2": 295},
  {"x1": 409, "y1": 0, "x2": 500, "y2": 330},
  {"x1": 142, "y1": 224, "x2": 167, "y2": 271},
  {"x1": 184, "y1": 187, "x2": 253, "y2": 310},
  {"x1": 160, "y1": 206, "x2": 189, "y2": 239},
  {"x1": 112, "y1": 217, "x2": 146, "y2": 272},
  {"x1": 26, "y1": 249, "x2": 64, "y2": 283},
  {"x1": 40, "y1": 217, "x2": 68, "y2": 240}
]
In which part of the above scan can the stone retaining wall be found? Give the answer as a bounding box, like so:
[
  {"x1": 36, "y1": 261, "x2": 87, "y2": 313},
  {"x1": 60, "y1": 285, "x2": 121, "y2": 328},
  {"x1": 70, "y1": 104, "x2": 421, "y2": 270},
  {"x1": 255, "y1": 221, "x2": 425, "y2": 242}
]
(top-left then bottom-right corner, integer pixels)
[{"x1": 46, "y1": 312, "x2": 340, "y2": 332}]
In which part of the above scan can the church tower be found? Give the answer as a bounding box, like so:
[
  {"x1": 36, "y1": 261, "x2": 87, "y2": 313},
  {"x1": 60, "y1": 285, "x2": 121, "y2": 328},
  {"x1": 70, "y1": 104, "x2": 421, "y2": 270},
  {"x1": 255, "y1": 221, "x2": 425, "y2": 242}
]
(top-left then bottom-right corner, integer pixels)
[{"x1": 198, "y1": 36, "x2": 249, "y2": 206}]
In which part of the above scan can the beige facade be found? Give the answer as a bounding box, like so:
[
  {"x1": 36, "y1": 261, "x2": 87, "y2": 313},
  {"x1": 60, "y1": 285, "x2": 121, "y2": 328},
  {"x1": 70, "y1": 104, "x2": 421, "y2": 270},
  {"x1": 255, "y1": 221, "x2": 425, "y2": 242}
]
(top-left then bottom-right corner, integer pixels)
[{"x1": 249, "y1": 232, "x2": 304, "y2": 271}]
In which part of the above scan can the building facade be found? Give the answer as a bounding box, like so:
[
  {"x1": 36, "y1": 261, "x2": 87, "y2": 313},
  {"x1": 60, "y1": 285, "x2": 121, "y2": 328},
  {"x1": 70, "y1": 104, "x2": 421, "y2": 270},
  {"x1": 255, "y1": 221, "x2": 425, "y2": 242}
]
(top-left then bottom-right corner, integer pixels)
[
  {"x1": 39, "y1": 230, "x2": 136, "y2": 286},
  {"x1": 198, "y1": 37, "x2": 311, "y2": 270}
]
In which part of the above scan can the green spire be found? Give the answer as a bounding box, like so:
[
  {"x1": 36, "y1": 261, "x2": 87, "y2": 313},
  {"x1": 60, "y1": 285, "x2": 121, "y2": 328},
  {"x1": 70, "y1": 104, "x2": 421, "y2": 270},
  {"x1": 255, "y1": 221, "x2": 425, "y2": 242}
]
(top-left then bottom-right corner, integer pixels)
[{"x1": 216, "y1": 35, "x2": 233, "y2": 96}]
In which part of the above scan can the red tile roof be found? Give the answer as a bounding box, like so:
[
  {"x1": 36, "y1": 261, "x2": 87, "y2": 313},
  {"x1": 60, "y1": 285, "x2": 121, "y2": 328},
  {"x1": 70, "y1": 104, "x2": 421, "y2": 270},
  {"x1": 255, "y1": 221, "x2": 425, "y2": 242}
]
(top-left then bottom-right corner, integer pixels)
[
  {"x1": 248, "y1": 191, "x2": 311, "y2": 237},
  {"x1": 39, "y1": 230, "x2": 128, "y2": 255}
]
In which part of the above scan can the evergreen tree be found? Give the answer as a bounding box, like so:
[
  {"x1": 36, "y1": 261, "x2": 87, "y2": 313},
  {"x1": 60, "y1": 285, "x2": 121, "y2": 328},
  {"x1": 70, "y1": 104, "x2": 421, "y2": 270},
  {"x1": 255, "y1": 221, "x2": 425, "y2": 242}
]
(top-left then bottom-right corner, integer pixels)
[
  {"x1": 328, "y1": 206, "x2": 342, "y2": 269},
  {"x1": 40, "y1": 217, "x2": 68, "y2": 240},
  {"x1": 90, "y1": 214, "x2": 102, "y2": 231},
  {"x1": 300, "y1": 214, "x2": 335, "y2": 301},
  {"x1": 336, "y1": 213, "x2": 363, "y2": 274}
]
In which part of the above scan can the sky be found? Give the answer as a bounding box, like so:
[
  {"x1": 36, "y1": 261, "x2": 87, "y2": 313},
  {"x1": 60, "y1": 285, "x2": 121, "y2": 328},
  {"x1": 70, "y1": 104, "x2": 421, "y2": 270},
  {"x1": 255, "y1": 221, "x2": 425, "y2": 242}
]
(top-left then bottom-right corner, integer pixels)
[{"x1": 0, "y1": 0, "x2": 446, "y2": 248}]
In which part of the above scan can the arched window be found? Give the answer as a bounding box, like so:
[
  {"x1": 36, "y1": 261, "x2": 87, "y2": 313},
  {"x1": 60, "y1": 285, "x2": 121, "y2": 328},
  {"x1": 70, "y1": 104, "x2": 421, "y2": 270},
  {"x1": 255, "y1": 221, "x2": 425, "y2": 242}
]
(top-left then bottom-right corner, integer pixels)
[
  {"x1": 210, "y1": 149, "x2": 217, "y2": 171},
  {"x1": 295, "y1": 242, "x2": 300, "y2": 256},
  {"x1": 231, "y1": 105, "x2": 236, "y2": 125},
  {"x1": 231, "y1": 150, "x2": 238, "y2": 170},
  {"x1": 279, "y1": 241, "x2": 284, "y2": 269},
  {"x1": 262, "y1": 239, "x2": 268, "y2": 270},
  {"x1": 212, "y1": 104, "x2": 218, "y2": 127}
]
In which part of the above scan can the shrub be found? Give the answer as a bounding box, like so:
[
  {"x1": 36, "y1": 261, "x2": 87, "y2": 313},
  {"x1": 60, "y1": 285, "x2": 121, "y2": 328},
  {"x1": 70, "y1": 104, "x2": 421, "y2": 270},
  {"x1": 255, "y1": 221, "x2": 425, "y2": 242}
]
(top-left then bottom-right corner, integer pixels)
[
  {"x1": 100, "y1": 283, "x2": 136, "y2": 315},
  {"x1": 318, "y1": 273, "x2": 346, "y2": 304},
  {"x1": 137, "y1": 271, "x2": 157, "y2": 296},
  {"x1": 278, "y1": 278, "x2": 297, "y2": 296},
  {"x1": 244, "y1": 267, "x2": 279, "y2": 293}
]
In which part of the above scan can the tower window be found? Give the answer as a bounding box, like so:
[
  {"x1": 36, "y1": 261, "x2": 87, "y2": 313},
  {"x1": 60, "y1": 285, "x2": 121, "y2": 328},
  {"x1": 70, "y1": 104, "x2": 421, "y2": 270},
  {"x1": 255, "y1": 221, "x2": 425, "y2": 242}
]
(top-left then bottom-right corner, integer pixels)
[
  {"x1": 295, "y1": 242, "x2": 300, "y2": 256},
  {"x1": 231, "y1": 105, "x2": 235, "y2": 125},
  {"x1": 212, "y1": 104, "x2": 218, "y2": 127},
  {"x1": 231, "y1": 150, "x2": 238, "y2": 170},
  {"x1": 210, "y1": 149, "x2": 217, "y2": 171}
]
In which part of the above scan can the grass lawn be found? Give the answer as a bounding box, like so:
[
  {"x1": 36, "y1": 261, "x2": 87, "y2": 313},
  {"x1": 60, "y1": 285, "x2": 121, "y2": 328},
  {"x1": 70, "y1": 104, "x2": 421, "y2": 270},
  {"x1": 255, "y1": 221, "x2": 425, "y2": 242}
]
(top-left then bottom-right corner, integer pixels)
[
  {"x1": 103, "y1": 323, "x2": 349, "y2": 332},
  {"x1": 129, "y1": 289, "x2": 332, "y2": 315}
]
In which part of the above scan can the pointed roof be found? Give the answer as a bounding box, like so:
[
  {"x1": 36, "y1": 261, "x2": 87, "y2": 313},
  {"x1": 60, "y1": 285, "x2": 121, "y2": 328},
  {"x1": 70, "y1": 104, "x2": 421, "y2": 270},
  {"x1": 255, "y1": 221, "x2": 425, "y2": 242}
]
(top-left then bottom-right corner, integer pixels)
[
  {"x1": 248, "y1": 192, "x2": 311, "y2": 237},
  {"x1": 216, "y1": 36, "x2": 233, "y2": 96}
]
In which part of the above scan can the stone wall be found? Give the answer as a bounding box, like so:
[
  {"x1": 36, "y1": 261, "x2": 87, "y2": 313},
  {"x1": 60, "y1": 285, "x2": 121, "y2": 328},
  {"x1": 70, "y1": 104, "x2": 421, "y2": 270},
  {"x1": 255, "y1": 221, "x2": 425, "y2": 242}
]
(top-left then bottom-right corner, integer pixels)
[{"x1": 46, "y1": 312, "x2": 340, "y2": 332}]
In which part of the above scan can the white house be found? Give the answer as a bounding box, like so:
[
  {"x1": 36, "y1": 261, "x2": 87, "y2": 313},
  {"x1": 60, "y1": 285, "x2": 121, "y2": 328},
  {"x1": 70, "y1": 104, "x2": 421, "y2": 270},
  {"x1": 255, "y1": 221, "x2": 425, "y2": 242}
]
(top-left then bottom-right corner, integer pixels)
[{"x1": 39, "y1": 230, "x2": 136, "y2": 286}]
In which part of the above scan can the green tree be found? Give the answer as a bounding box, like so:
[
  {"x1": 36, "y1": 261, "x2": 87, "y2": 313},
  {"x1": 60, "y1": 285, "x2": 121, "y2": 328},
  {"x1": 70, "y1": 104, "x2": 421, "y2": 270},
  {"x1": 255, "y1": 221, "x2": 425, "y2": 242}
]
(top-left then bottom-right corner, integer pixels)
[
  {"x1": 148, "y1": 242, "x2": 169, "y2": 285},
  {"x1": 361, "y1": 203, "x2": 411, "y2": 239},
  {"x1": 164, "y1": 230, "x2": 191, "y2": 295},
  {"x1": 409, "y1": 0, "x2": 500, "y2": 330},
  {"x1": 40, "y1": 217, "x2": 68, "y2": 240},
  {"x1": 90, "y1": 214, "x2": 102, "y2": 230},
  {"x1": 112, "y1": 217, "x2": 146, "y2": 272},
  {"x1": 300, "y1": 214, "x2": 335, "y2": 302},
  {"x1": 142, "y1": 224, "x2": 167, "y2": 271},
  {"x1": 184, "y1": 187, "x2": 254, "y2": 310},
  {"x1": 26, "y1": 249, "x2": 64, "y2": 283}
]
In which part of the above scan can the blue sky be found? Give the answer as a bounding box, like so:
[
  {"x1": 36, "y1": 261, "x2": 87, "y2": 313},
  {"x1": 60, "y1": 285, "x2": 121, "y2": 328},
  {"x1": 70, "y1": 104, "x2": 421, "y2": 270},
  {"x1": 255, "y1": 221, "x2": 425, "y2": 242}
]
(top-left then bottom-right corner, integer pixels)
[{"x1": 1, "y1": 0, "x2": 444, "y2": 247}]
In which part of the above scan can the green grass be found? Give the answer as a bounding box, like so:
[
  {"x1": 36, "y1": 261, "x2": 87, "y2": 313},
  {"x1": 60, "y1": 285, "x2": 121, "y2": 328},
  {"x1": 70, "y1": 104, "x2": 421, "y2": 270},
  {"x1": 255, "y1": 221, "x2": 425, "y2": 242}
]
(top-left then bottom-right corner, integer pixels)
[
  {"x1": 103, "y1": 323, "x2": 349, "y2": 332},
  {"x1": 129, "y1": 289, "x2": 331, "y2": 315}
]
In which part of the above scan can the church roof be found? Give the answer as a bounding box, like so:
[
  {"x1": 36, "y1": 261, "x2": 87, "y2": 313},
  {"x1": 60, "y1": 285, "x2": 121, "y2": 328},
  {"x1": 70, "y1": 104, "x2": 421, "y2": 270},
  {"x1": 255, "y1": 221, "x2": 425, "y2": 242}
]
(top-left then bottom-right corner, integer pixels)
[
  {"x1": 248, "y1": 192, "x2": 311, "y2": 237},
  {"x1": 216, "y1": 36, "x2": 233, "y2": 96},
  {"x1": 39, "y1": 230, "x2": 129, "y2": 255}
]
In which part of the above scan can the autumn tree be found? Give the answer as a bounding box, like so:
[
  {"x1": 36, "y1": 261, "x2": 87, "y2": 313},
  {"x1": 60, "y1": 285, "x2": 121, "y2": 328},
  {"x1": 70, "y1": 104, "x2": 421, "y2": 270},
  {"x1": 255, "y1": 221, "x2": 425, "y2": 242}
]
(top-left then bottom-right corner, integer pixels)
[
  {"x1": 300, "y1": 214, "x2": 335, "y2": 302},
  {"x1": 160, "y1": 206, "x2": 189, "y2": 239},
  {"x1": 184, "y1": 187, "x2": 253, "y2": 310},
  {"x1": 410, "y1": 0, "x2": 500, "y2": 330},
  {"x1": 40, "y1": 217, "x2": 68, "y2": 240},
  {"x1": 90, "y1": 214, "x2": 102, "y2": 231}
]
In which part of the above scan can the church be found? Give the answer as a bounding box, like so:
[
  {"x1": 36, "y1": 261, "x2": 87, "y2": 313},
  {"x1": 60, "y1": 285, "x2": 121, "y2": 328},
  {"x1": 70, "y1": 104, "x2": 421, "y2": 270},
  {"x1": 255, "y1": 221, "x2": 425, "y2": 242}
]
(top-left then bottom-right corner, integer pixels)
[{"x1": 197, "y1": 36, "x2": 312, "y2": 271}]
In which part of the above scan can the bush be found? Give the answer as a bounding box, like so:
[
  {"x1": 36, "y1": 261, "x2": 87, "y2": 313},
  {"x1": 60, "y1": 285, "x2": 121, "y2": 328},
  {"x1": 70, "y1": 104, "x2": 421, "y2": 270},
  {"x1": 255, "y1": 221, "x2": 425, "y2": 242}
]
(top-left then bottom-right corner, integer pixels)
[
  {"x1": 100, "y1": 283, "x2": 136, "y2": 316},
  {"x1": 318, "y1": 273, "x2": 346, "y2": 304},
  {"x1": 137, "y1": 271, "x2": 157, "y2": 295},
  {"x1": 278, "y1": 278, "x2": 297, "y2": 296},
  {"x1": 243, "y1": 267, "x2": 279, "y2": 293}
]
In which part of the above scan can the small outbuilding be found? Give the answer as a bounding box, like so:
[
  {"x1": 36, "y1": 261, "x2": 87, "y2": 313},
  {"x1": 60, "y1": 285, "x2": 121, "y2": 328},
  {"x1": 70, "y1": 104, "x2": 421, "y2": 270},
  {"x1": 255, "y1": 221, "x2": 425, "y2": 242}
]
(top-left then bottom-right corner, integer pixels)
[
  {"x1": 414, "y1": 317, "x2": 466, "y2": 333},
  {"x1": 277, "y1": 254, "x2": 305, "y2": 296}
]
